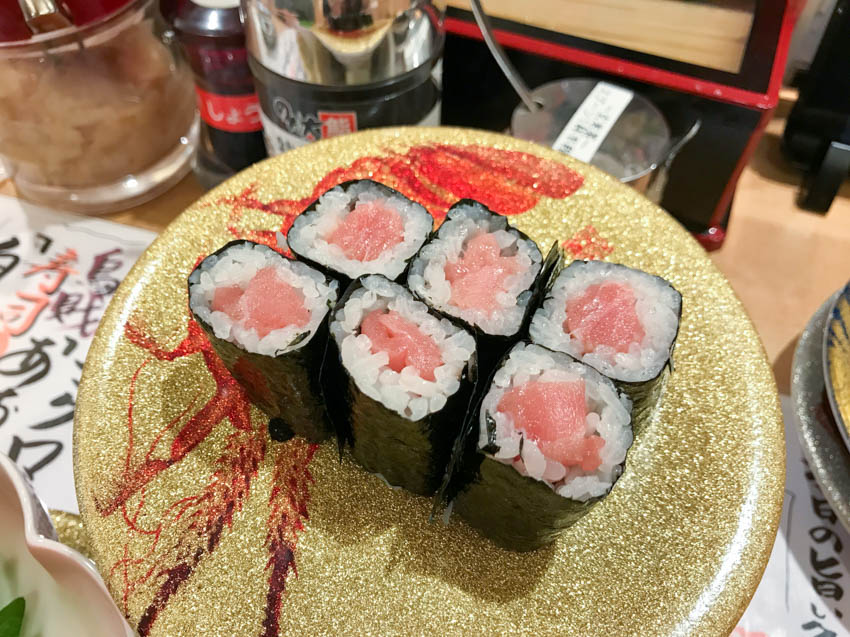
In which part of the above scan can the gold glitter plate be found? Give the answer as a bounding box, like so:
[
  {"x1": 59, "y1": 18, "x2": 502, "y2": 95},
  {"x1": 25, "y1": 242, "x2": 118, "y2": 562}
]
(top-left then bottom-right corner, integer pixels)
[
  {"x1": 50, "y1": 510, "x2": 92, "y2": 559},
  {"x1": 825, "y1": 281, "x2": 850, "y2": 451},
  {"x1": 74, "y1": 128, "x2": 784, "y2": 636}
]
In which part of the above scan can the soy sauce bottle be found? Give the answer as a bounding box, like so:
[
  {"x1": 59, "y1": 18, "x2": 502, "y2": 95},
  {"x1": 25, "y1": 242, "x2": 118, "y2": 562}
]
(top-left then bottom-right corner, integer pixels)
[{"x1": 161, "y1": 0, "x2": 267, "y2": 188}]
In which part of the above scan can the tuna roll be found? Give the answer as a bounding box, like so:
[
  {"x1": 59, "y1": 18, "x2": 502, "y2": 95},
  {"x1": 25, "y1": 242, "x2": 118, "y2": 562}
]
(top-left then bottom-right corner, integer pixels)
[
  {"x1": 287, "y1": 179, "x2": 433, "y2": 287},
  {"x1": 529, "y1": 260, "x2": 681, "y2": 432},
  {"x1": 323, "y1": 275, "x2": 476, "y2": 496},
  {"x1": 452, "y1": 343, "x2": 633, "y2": 551},
  {"x1": 407, "y1": 199, "x2": 546, "y2": 375},
  {"x1": 188, "y1": 240, "x2": 338, "y2": 442}
]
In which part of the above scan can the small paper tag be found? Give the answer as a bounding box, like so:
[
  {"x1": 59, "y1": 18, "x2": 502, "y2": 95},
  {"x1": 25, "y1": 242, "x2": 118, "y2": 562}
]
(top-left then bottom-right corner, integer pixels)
[{"x1": 552, "y1": 82, "x2": 634, "y2": 163}]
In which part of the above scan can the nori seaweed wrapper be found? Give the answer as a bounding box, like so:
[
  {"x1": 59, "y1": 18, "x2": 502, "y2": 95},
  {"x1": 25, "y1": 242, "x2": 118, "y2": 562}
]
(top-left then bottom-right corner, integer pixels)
[
  {"x1": 453, "y1": 456, "x2": 598, "y2": 551},
  {"x1": 322, "y1": 275, "x2": 478, "y2": 497},
  {"x1": 188, "y1": 240, "x2": 337, "y2": 443},
  {"x1": 618, "y1": 366, "x2": 672, "y2": 437},
  {"x1": 529, "y1": 259, "x2": 682, "y2": 437},
  {"x1": 407, "y1": 199, "x2": 560, "y2": 379},
  {"x1": 287, "y1": 179, "x2": 433, "y2": 289},
  {"x1": 436, "y1": 342, "x2": 632, "y2": 552}
]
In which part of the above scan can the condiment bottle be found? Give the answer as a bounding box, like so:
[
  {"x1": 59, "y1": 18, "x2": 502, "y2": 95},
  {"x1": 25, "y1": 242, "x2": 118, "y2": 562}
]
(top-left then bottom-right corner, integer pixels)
[{"x1": 164, "y1": 0, "x2": 268, "y2": 187}]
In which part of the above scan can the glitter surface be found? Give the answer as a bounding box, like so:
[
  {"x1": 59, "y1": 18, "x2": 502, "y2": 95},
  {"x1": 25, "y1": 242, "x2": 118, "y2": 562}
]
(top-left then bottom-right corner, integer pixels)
[
  {"x1": 74, "y1": 127, "x2": 784, "y2": 636},
  {"x1": 50, "y1": 510, "x2": 91, "y2": 558}
]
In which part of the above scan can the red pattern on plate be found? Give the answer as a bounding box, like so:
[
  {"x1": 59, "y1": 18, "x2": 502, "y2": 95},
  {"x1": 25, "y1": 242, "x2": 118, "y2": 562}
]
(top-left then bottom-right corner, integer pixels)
[
  {"x1": 98, "y1": 317, "x2": 316, "y2": 635},
  {"x1": 262, "y1": 442, "x2": 317, "y2": 637},
  {"x1": 218, "y1": 143, "x2": 584, "y2": 249},
  {"x1": 562, "y1": 225, "x2": 614, "y2": 260}
]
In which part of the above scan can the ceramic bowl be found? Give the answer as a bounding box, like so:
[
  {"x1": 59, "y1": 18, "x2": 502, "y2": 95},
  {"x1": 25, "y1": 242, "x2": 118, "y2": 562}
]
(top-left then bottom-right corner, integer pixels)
[{"x1": 0, "y1": 453, "x2": 133, "y2": 637}]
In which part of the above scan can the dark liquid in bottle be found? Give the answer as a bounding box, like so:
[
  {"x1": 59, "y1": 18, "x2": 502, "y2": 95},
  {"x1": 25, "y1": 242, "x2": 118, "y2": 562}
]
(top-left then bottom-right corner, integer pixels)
[{"x1": 163, "y1": 0, "x2": 267, "y2": 187}]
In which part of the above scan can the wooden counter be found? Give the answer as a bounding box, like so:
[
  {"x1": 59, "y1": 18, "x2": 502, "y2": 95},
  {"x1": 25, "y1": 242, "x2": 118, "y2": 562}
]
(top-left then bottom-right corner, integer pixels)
[{"x1": 709, "y1": 99, "x2": 850, "y2": 390}]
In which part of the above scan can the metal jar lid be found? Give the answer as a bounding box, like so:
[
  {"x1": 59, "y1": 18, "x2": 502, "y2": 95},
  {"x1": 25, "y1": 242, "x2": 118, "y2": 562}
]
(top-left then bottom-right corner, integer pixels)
[{"x1": 242, "y1": 0, "x2": 444, "y2": 87}]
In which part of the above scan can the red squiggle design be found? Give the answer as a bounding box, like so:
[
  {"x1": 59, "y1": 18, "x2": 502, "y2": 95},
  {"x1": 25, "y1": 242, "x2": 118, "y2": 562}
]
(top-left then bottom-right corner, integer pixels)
[
  {"x1": 135, "y1": 421, "x2": 266, "y2": 636},
  {"x1": 101, "y1": 317, "x2": 315, "y2": 636},
  {"x1": 95, "y1": 319, "x2": 251, "y2": 518},
  {"x1": 262, "y1": 440, "x2": 317, "y2": 637},
  {"x1": 221, "y1": 143, "x2": 584, "y2": 247},
  {"x1": 98, "y1": 318, "x2": 258, "y2": 623},
  {"x1": 563, "y1": 225, "x2": 614, "y2": 260}
]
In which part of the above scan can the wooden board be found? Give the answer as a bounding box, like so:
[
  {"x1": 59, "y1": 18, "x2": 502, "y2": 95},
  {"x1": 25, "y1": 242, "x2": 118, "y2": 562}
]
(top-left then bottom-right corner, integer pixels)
[{"x1": 446, "y1": 0, "x2": 756, "y2": 74}]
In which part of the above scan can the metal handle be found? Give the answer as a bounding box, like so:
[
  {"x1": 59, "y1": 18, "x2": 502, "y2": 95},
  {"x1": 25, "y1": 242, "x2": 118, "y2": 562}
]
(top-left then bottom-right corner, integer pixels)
[
  {"x1": 18, "y1": 0, "x2": 74, "y2": 33},
  {"x1": 468, "y1": 0, "x2": 538, "y2": 112}
]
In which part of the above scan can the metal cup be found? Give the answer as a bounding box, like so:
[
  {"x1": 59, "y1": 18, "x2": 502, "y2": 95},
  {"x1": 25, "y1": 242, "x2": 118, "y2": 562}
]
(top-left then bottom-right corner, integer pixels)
[{"x1": 242, "y1": 0, "x2": 445, "y2": 153}]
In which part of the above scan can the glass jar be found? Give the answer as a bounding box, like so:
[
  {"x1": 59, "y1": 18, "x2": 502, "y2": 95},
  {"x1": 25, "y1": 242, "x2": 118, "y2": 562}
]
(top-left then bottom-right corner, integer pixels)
[{"x1": 0, "y1": 0, "x2": 198, "y2": 213}]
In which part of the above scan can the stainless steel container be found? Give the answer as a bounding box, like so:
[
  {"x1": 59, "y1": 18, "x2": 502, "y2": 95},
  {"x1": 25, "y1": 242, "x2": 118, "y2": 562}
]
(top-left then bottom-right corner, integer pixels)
[{"x1": 242, "y1": 0, "x2": 445, "y2": 154}]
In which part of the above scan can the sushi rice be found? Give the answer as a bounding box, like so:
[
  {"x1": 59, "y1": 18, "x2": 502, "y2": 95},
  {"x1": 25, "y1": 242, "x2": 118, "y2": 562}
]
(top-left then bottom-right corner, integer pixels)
[
  {"x1": 479, "y1": 343, "x2": 633, "y2": 502},
  {"x1": 529, "y1": 260, "x2": 681, "y2": 383},
  {"x1": 329, "y1": 275, "x2": 476, "y2": 422},
  {"x1": 188, "y1": 242, "x2": 338, "y2": 357},
  {"x1": 407, "y1": 201, "x2": 542, "y2": 336},
  {"x1": 288, "y1": 180, "x2": 433, "y2": 280}
]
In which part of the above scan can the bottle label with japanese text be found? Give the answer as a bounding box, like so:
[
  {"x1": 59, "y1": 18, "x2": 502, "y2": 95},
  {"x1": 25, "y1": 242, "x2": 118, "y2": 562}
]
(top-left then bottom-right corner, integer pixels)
[{"x1": 195, "y1": 88, "x2": 263, "y2": 133}]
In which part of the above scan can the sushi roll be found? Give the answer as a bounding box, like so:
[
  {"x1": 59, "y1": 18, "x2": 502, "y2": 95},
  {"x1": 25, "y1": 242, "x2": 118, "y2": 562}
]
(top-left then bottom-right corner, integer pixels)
[
  {"x1": 323, "y1": 275, "x2": 477, "y2": 496},
  {"x1": 451, "y1": 342, "x2": 633, "y2": 551},
  {"x1": 287, "y1": 179, "x2": 433, "y2": 287},
  {"x1": 529, "y1": 260, "x2": 682, "y2": 433},
  {"x1": 407, "y1": 199, "x2": 549, "y2": 375},
  {"x1": 188, "y1": 240, "x2": 338, "y2": 442}
]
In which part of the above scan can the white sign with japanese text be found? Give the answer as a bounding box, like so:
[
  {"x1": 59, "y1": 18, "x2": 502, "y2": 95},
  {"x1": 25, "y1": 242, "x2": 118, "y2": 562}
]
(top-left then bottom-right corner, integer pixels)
[
  {"x1": 735, "y1": 396, "x2": 850, "y2": 637},
  {"x1": 0, "y1": 196, "x2": 154, "y2": 514}
]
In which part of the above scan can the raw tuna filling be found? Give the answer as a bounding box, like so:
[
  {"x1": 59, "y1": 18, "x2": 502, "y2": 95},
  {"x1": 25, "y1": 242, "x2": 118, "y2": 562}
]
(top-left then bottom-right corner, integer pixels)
[
  {"x1": 496, "y1": 380, "x2": 604, "y2": 472},
  {"x1": 326, "y1": 200, "x2": 405, "y2": 262},
  {"x1": 444, "y1": 233, "x2": 523, "y2": 315},
  {"x1": 361, "y1": 309, "x2": 443, "y2": 381},
  {"x1": 211, "y1": 266, "x2": 310, "y2": 338},
  {"x1": 565, "y1": 281, "x2": 646, "y2": 354}
]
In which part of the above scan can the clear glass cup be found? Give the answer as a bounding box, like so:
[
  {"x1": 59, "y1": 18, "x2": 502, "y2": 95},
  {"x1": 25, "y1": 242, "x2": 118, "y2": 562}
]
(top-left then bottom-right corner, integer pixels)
[{"x1": 0, "y1": 0, "x2": 198, "y2": 214}]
